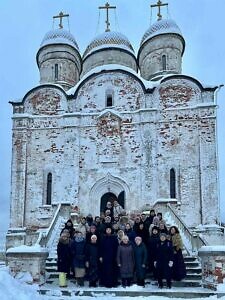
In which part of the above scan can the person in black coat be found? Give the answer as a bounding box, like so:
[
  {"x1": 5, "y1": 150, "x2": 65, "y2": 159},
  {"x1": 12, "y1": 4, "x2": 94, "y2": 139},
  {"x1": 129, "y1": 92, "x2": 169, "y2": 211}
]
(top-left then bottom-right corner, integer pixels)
[
  {"x1": 60, "y1": 219, "x2": 75, "y2": 239},
  {"x1": 124, "y1": 223, "x2": 136, "y2": 245},
  {"x1": 85, "y1": 235, "x2": 100, "y2": 287},
  {"x1": 99, "y1": 227, "x2": 118, "y2": 287},
  {"x1": 134, "y1": 223, "x2": 149, "y2": 246},
  {"x1": 86, "y1": 224, "x2": 100, "y2": 244},
  {"x1": 154, "y1": 233, "x2": 174, "y2": 289},
  {"x1": 169, "y1": 226, "x2": 186, "y2": 281},
  {"x1": 147, "y1": 226, "x2": 160, "y2": 280},
  {"x1": 57, "y1": 232, "x2": 71, "y2": 287},
  {"x1": 133, "y1": 236, "x2": 148, "y2": 287},
  {"x1": 104, "y1": 201, "x2": 114, "y2": 219},
  {"x1": 144, "y1": 209, "x2": 156, "y2": 230}
]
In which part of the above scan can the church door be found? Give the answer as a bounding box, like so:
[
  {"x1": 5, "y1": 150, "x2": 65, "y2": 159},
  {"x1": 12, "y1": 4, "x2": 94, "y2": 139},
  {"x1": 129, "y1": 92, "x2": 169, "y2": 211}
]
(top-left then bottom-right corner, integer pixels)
[{"x1": 100, "y1": 191, "x2": 125, "y2": 213}]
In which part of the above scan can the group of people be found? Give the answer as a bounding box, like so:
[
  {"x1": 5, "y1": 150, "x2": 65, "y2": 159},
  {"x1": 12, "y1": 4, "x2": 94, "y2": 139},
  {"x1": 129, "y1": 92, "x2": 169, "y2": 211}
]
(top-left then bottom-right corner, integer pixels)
[{"x1": 57, "y1": 200, "x2": 186, "y2": 289}]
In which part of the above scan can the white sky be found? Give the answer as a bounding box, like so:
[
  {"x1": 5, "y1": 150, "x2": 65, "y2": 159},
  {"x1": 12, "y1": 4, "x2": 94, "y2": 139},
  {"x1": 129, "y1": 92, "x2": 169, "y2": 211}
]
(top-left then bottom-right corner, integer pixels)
[{"x1": 0, "y1": 0, "x2": 224, "y2": 233}]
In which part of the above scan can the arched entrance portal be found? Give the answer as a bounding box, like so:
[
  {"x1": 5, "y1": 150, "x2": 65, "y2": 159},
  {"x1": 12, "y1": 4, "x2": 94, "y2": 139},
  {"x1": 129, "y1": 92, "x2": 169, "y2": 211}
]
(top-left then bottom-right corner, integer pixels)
[
  {"x1": 100, "y1": 191, "x2": 125, "y2": 213},
  {"x1": 89, "y1": 173, "x2": 130, "y2": 216}
]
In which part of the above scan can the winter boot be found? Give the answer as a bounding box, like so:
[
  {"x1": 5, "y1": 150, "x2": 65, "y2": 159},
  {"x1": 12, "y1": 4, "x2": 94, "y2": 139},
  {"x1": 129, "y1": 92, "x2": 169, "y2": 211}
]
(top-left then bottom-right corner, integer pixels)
[{"x1": 59, "y1": 272, "x2": 67, "y2": 287}]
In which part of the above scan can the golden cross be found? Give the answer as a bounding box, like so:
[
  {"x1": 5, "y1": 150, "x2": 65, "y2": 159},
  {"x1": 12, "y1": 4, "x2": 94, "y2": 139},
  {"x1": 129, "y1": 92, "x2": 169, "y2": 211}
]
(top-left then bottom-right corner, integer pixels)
[
  {"x1": 99, "y1": 2, "x2": 116, "y2": 32},
  {"x1": 151, "y1": 0, "x2": 168, "y2": 21},
  {"x1": 53, "y1": 11, "x2": 69, "y2": 29}
]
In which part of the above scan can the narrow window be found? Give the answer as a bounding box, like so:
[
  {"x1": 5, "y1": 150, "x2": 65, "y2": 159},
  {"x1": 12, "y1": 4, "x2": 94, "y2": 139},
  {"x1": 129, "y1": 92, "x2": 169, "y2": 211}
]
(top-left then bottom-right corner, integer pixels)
[
  {"x1": 54, "y1": 64, "x2": 59, "y2": 80},
  {"x1": 170, "y1": 168, "x2": 176, "y2": 198},
  {"x1": 162, "y1": 55, "x2": 167, "y2": 70},
  {"x1": 46, "y1": 173, "x2": 52, "y2": 205},
  {"x1": 106, "y1": 94, "x2": 113, "y2": 107}
]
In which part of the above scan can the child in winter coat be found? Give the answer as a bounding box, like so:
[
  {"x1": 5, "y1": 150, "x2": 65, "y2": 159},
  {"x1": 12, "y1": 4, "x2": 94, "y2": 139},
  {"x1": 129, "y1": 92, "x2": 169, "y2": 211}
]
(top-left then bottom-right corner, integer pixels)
[{"x1": 57, "y1": 232, "x2": 71, "y2": 287}]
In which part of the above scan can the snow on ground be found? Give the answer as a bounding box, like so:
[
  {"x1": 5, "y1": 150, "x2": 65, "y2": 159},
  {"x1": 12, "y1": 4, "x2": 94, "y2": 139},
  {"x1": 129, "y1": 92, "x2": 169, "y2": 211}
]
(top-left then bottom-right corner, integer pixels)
[{"x1": 0, "y1": 263, "x2": 225, "y2": 300}]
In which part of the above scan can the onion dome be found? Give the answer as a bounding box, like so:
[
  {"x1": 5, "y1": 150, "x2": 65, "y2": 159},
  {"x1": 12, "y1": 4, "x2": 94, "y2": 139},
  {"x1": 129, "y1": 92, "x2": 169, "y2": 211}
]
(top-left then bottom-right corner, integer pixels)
[
  {"x1": 40, "y1": 28, "x2": 79, "y2": 51},
  {"x1": 140, "y1": 18, "x2": 184, "y2": 49},
  {"x1": 83, "y1": 31, "x2": 134, "y2": 59},
  {"x1": 138, "y1": 18, "x2": 185, "y2": 81},
  {"x1": 81, "y1": 31, "x2": 137, "y2": 76},
  {"x1": 37, "y1": 28, "x2": 82, "y2": 90}
]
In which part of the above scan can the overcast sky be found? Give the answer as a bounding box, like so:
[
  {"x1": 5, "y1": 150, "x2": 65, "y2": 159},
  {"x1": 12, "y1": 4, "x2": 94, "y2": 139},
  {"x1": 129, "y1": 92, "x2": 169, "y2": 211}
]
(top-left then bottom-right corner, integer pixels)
[{"x1": 0, "y1": 0, "x2": 224, "y2": 233}]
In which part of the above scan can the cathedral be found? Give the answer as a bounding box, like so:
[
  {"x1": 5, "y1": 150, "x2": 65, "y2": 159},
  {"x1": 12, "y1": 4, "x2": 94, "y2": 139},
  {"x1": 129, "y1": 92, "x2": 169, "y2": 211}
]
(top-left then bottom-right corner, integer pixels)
[{"x1": 7, "y1": 1, "x2": 221, "y2": 250}]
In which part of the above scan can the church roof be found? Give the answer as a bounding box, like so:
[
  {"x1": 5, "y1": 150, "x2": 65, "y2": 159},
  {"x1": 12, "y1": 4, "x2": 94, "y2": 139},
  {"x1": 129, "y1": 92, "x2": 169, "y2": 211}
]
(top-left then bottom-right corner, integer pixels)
[
  {"x1": 140, "y1": 18, "x2": 183, "y2": 46},
  {"x1": 83, "y1": 31, "x2": 134, "y2": 59},
  {"x1": 40, "y1": 28, "x2": 79, "y2": 51}
]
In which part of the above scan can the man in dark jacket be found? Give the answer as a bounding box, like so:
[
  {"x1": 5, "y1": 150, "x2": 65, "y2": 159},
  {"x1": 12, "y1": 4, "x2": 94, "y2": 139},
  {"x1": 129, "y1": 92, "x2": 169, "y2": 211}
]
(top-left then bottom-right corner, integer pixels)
[
  {"x1": 99, "y1": 227, "x2": 118, "y2": 287},
  {"x1": 154, "y1": 233, "x2": 174, "y2": 289}
]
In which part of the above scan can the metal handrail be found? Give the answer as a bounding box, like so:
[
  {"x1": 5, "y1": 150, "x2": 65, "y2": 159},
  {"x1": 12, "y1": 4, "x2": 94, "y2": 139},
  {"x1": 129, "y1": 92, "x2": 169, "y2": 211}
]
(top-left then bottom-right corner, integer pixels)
[
  {"x1": 37, "y1": 203, "x2": 62, "y2": 247},
  {"x1": 153, "y1": 202, "x2": 206, "y2": 255}
]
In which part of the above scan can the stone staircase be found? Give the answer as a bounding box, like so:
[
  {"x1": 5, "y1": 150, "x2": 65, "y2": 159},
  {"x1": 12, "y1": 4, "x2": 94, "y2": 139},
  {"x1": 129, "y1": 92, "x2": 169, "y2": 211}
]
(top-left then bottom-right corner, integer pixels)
[
  {"x1": 37, "y1": 203, "x2": 224, "y2": 297},
  {"x1": 37, "y1": 254, "x2": 222, "y2": 298}
]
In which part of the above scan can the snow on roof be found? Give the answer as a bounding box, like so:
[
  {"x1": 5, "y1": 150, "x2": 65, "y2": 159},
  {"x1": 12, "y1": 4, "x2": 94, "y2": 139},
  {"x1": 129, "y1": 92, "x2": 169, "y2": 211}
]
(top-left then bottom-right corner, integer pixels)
[
  {"x1": 67, "y1": 64, "x2": 158, "y2": 96},
  {"x1": 141, "y1": 18, "x2": 183, "y2": 46},
  {"x1": 40, "y1": 28, "x2": 79, "y2": 51},
  {"x1": 83, "y1": 43, "x2": 135, "y2": 59},
  {"x1": 6, "y1": 244, "x2": 47, "y2": 254},
  {"x1": 83, "y1": 31, "x2": 134, "y2": 58}
]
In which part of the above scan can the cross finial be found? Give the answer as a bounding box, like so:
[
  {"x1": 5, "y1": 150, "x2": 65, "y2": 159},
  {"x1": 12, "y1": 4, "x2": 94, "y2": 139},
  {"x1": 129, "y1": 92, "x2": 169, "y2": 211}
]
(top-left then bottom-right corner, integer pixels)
[
  {"x1": 53, "y1": 11, "x2": 69, "y2": 29},
  {"x1": 151, "y1": 0, "x2": 168, "y2": 21},
  {"x1": 99, "y1": 2, "x2": 116, "y2": 32}
]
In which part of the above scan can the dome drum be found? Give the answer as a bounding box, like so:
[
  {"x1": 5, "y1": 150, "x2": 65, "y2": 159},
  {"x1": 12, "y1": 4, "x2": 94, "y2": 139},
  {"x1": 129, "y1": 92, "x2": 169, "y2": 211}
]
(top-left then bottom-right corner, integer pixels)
[
  {"x1": 37, "y1": 28, "x2": 82, "y2": 90},
  {"x1": 81, "y1": 48, "x2": 137, "y2": 77},
  {"x1": 138, "y1": 34, "x2": 183, "y2": 80},
  {"x1": 81, "y1": 31, "x2": 137, "y2": 76},
  {"x1": 138, "y1": 19, "x2": 185, "y2": 81}
]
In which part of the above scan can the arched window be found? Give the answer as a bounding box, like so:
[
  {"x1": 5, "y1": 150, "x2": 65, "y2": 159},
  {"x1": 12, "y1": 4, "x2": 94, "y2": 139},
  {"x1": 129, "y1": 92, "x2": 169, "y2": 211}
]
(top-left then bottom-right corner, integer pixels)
[
  {"x1": 106, "y1": 94, "x2": 113, "y2": 107},
  {"x1": 162, "y1": 55, "x2": 167, "y2": 71},
  {"x1": 106, "y1": 89, "x2": 114, "y2": 107},
  {"x1": 46, "y1": 173, "x2": 52, "y2": 205},
  {"x1": 54, "y1": 64, "x2": 59, "y2": 80},
  {"x1": 170, "y1": 168, "x2": 176, "y2": 198}
]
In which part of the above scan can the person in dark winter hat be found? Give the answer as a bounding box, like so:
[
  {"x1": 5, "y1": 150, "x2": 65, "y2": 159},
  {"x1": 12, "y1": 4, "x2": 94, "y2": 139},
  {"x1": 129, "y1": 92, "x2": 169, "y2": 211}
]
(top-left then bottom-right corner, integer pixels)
[
  {"x1": 135, "y1": 222, "x2": 149, "y2": 246},
  {"x1": 99, "y1": 226, "x2": 118, "y2": 287},
  {"x1": 134, "y1": 236, "x2": 147, "y2": 287},
  {"x1": 86, "y1": 224, "x2": 100, "y2": 244},
  {"x1": 147, "y1": 226, "x2": 160, "y2": 279},
  {"x1": 124, "y1": 223, "x2": 136, "y2": 245},
  {"x1": 57, "y1": 232, "x2": 71, "y2": 287},
  {"x1": 86, "y1": 214, "x2": 94, "y2": 227},
  {"x1": 104, "y1": 201, "x2": 114, "y2": 219},
  {"x1": 60, "y1": 219, "x2": 75, "y2": 239},
  {"x1": 154, "y1": 232, "x2": 174, "y2": 289},
  {"x1": 144, "y1": 209, "x2": 156, "y2": 229}
]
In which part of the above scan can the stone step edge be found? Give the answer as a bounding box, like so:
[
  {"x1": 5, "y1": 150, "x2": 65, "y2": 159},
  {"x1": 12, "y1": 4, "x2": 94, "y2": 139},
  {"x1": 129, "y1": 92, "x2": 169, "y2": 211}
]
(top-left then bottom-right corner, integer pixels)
[{"x1": 38, "y1": 289, "x2": 225, "y2": 299}]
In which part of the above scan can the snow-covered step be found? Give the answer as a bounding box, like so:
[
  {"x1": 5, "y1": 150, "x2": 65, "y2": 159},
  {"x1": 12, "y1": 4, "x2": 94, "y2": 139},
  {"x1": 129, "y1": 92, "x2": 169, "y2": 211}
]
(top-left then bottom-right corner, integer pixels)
[{"x1": 38, "y1": 282, "x2": 224, "y2": 298}]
